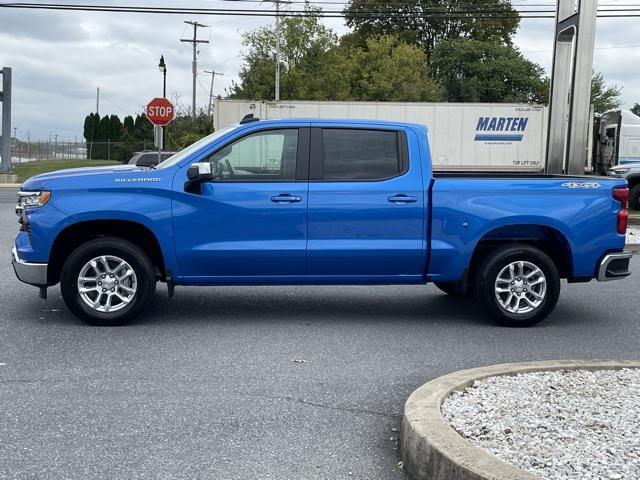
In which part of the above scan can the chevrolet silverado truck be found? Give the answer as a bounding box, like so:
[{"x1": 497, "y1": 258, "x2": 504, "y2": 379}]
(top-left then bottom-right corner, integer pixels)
[{"x1": 12, "y1": 118, "x2": 632, "y2": 327}]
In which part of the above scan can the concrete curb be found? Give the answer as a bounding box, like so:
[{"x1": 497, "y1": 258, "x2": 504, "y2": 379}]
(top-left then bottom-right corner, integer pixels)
[
  {"x1": 400, "y1": 359, "x2": 640, "y2": 480},
  {"x1": 0, "y1": 183, "x2": 20, "y2": 188}
]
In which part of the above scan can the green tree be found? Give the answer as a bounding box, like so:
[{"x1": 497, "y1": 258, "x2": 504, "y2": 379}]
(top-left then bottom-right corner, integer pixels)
[
  {"x1": 133, "y1": 113, "x2": 154, "y2": 144},
  {"x1": 591, "y1": 72, "x2": 622, "y2": 114},
  {"x1": 230, "y1": 3, "x2": 338, "y2": 100},
  {"x1": 165, "y1": 110, "x2": 214, "y2": 150},
  {"x1": 123, "y1": 115, "x2": 135, "y2": 134},
  {"x1": 83, "y1": 113, "x2": 99, "y2": 142},
  {"x1": 431, "y1": 39, "x2": 548, "y2": 103},
  {"x1": 343, "y1": 0, "x2": 519, "y2": 63},
  {"x1": 632, "y1": 103, "x2": 640, "y2": 117},
  {"x1": 231, "y1": 9, "x2": 442, "y2": 102},
  {"x1": 109, "y1": 115, "x2": 123, "y2": 141},
  {"x1": 327, "y1": 35, "x2": 443, "y2": 101}
]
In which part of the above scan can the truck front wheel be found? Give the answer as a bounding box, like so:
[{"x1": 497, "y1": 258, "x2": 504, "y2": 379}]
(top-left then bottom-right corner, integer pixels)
[
  {"x1": 474, "y1": 244, "x2": 560, "y2": 327},
  {"x1": 60, "y1": 237, "x2": 156, "y2": 326}
]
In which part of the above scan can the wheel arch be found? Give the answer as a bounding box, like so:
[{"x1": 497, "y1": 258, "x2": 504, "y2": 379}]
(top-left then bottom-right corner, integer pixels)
[
  {"x1": 48, "y1": 219, "x2": 166, "y2": 286},
  {"x1": 467, "y1": 224, "x2": 573, "y2": 286}
]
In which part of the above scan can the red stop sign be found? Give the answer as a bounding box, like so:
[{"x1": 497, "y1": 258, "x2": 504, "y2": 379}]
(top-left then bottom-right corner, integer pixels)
[{"x1": 146, "y1": 97, "x2": 175, "y2": 126}]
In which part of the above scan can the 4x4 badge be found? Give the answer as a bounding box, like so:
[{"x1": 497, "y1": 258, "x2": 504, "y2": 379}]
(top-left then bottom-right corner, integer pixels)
[{"x1": 561, "y1": 182, "x2": 602, "y2": 189}]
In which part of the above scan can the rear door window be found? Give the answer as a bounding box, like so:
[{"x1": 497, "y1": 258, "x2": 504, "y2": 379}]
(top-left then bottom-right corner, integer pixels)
[{"x1": 318, "y1": 129, "x2": 405, "y2": 181}]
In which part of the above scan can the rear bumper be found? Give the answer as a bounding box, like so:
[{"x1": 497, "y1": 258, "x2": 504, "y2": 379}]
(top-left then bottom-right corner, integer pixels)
[
  {"x1": 11, "y1": 247, "x2": 48, "y2": 286},
  {"x1": 597, "y1": 251, "x2": 632, "y2": 281}
]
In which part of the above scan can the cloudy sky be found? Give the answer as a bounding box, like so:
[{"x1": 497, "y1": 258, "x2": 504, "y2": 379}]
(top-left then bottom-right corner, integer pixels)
[{"x1": 0, "y1": 0, "x2": 639, "y2": 141}]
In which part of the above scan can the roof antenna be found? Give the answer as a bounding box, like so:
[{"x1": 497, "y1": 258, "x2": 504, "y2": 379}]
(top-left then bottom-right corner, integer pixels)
[{"x1": 240, "y1": 113, "x2": 260, "y2": 124}]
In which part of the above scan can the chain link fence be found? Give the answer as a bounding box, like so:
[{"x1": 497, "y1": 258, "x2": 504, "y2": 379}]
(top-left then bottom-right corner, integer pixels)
[
  {"x1": 11, "y1": 141, "x2": 86, "y2": 163},
  {"x1": 10, "y1": 140, "x2": 157, "y2": 164}
]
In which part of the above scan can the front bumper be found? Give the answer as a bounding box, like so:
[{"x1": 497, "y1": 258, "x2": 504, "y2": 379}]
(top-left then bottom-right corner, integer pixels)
[
  {"x1": 12, "y1": 247, "x2": 48, "y2": 286},
  {"x1": 597, "y1": 251, "x2": 633, "y2": 281}
]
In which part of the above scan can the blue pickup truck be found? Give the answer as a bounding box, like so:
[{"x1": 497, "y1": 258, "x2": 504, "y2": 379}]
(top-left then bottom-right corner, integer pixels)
[{"x1": 12, "y1": 117, "x2": 632, "y2": 327}]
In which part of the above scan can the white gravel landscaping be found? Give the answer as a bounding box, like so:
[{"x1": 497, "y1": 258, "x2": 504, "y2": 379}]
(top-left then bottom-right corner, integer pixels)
[
  {"x1": 627, "y1": 226, "x2": 640, "y2": 245},
  {"x1": 442, "y1": 369, "x2": 640, "y2": 480}
]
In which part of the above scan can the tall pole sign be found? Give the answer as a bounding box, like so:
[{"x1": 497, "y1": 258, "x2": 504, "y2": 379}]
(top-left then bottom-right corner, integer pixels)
[
  {"x1": 0, "y1": 67, "x2": 12, "y2": 174},
  {"x1": 545, "y1": 0, "x2": 597, "y2": 175}
]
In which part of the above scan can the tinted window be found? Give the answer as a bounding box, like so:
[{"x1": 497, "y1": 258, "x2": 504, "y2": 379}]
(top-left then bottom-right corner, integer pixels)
[
  {"x1": 208, "y1": 129, "x2": 298, "y2": 181},
  {"x1": 321, "y1": 129, "x2": 401, "y2": 180}
]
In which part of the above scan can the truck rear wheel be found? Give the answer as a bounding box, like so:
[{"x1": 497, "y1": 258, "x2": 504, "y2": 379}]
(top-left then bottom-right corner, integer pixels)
[
  {"x1": 474, "y1": 244, "x2": 560, "y2": 327},
  {"x1": 60, "y1": 237, "x2": 156, "y2": 326}
]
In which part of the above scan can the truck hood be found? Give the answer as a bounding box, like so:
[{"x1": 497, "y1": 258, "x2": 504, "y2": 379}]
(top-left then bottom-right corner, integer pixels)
[{"x1": 21, "y1": 164, "x2": 146, "y2": 190}]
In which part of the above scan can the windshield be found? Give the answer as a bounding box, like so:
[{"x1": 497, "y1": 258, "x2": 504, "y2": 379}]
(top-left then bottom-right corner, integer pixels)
[{"x1": 155, "y1": 126, "x2": 236, "y2": 169}]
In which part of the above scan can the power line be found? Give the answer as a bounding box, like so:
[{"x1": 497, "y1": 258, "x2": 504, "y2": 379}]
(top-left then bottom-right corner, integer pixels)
[
  {"x1": 4, "y1": 1, "x2": 640, "y2": 11},
  {"x1": 3, "y1": 2, "x2": 640, "y2": 19}
]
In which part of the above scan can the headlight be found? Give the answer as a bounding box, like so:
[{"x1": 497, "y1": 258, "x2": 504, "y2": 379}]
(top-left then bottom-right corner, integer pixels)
[{"x1": 16, "y1": 191, "x2": 51, "y2": 211}]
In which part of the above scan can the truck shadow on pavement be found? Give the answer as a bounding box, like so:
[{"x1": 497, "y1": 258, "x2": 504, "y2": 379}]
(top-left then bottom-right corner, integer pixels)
[
  {"x1": 19, "y1": 283, "x2": 601, "y2": 329},
  {"x1": 21, "y1": 283, "x2": 599, "y2": 330}
]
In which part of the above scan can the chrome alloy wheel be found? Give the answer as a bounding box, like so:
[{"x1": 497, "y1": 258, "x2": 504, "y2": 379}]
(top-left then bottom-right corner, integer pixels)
[
  {"x1": 77, "y1": 255, "x2": 137, "y2": 313},
  {"x1": 494, "y1": 261, "x2": 547, "y2": 315}
]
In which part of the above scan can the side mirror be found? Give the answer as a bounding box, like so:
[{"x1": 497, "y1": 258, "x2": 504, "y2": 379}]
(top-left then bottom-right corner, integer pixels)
[
  {"x1": 185, "y1": 162, "x2": 217, "y2": 194},
  {"x1": 187, "y1": 162, "x2": 215, "y2": 181}
]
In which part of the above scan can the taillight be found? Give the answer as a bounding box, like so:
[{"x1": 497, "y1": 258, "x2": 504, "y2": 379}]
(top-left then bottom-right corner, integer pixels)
[{"x1": 613, "y1": 187, "x2": 629, "y2": 234}]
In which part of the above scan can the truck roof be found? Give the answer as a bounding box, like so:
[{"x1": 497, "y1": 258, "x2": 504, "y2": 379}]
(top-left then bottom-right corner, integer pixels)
[{"x1": 237, "y1": 117, "x2": 428, "y2": 131}]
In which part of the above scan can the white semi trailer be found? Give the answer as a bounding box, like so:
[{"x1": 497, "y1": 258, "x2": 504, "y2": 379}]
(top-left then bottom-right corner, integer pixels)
[{"x1": 212, "y1": 99, "x2": 549, "y2": 172}]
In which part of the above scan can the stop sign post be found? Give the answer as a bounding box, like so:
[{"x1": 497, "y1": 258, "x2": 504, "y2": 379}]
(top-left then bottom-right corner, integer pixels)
[{"x1": 146, "y1": 98, "x2": 174, "y2": 157}]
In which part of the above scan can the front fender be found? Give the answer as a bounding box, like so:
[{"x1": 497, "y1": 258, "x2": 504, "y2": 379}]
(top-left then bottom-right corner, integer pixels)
[{"x1": 22, "y1": 187, "x2": 179, "y2": 276}]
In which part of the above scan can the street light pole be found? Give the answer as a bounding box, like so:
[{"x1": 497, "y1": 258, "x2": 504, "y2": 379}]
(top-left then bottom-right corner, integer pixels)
[{"x1": 158, "y1": 55, "x2": 167, "y2": 150}]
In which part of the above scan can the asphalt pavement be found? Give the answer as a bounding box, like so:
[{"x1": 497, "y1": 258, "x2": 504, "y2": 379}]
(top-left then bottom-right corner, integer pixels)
[{"x1": 1, "y1": 187, "x2": 639, "y2": 480}]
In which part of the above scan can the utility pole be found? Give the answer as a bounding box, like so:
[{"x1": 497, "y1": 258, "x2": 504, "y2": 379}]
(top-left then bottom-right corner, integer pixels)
[
  {"x1": 96, "y1": 87, "x2": 100, "y2": 115},
  {"x1": 204, "y1": 69, "x2": 224, "y2": 116},
  {"x1": 180, "y1": 21, "x2": 209, "y2": 119},
  {"x1": 0, "y1": 67, "x2": 12, "y2": 174},
  {"x1": 275, "y1": 0, "x2": 281, "y2": 101}
]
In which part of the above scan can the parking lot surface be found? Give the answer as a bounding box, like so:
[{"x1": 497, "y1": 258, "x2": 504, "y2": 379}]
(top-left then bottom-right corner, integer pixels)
[{"x1": 1, "y1": 188, "x2": 638, "y2": 479}]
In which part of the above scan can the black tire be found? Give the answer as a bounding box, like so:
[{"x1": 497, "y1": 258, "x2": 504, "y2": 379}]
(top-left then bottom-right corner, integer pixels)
[
  {"x1": 474, "y1": 244, "x2": 560, "y2": 327},
  {"x1": 61, "y1": 237, "x2": 156, "y2": 326},
  {"x1": 434, "y1": 281, "x2": 470, "y2": 298},
  {"x1": 629, "y1": 184, "x2": 640, "y2": 211}
]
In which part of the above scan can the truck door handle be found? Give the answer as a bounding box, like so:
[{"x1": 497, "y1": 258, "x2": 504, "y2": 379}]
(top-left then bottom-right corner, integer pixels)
[
  {"x1": 271, "y1": 194, "x2": 302, "y2": 203},
  {"x1": 388, "y1": 195, "x2": 418, "y2": 204}
]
